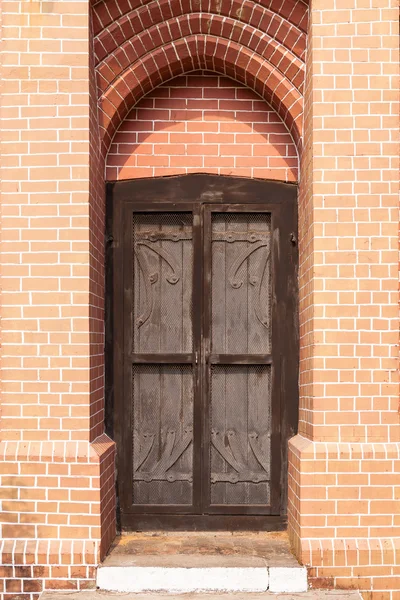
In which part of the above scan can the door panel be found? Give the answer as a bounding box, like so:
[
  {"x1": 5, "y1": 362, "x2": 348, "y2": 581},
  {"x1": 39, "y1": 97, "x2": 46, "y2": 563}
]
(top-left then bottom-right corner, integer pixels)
[
  {"x1": 132, "y1": 364, "x2": 193, "y2": 505},
  {"x1": 211, "y1": 213, "x2": 272, "y2": 354},
  {"x1": 123, "y1": 207, "x2": 199, "y2": 514},
  {"x1": 210, "y1": 364, "x2": 271, "y2": 506},
  {"x1": 107, "y1": 174, "x2": 299, "y2": 530},
  {"x1": 132, "y1": 212, "x2": 193, "y2": 354},
  {"x1": 204, "y1": 206, "x2": 276, "y2": 516}
]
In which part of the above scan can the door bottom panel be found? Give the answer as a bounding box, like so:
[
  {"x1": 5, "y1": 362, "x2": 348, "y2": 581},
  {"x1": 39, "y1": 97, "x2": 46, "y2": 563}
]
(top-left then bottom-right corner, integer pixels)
[{"x1": 121, "y1": 514, "x2": 287, "y2": 531}]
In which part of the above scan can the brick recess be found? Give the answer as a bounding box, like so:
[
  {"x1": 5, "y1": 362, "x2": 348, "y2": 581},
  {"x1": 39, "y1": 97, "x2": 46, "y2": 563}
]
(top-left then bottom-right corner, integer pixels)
[
  {"x1": 93, "y1": 0, "x2": 309, "y2": 152},
  {"x1": 0, "y1": 1, "x2": 115, "y2": 597},
  {"x1": 106, "y1": 73, "x2": 298, "y2": 182},
  {"x1": 288, "y1": 1, "x2": 400, "y2": 598}
]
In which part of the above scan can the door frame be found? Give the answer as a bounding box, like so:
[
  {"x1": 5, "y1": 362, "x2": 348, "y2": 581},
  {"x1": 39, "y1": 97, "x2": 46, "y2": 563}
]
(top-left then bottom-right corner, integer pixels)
[{"x1": 105, "y1": 174, "x2": 299, "y2": 531}]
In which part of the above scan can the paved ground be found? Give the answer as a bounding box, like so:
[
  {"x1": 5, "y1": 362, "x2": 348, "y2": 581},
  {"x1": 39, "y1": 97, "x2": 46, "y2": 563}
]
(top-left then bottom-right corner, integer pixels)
[{"x1": 42, "y1": 592, "x2": 363, "y2": 600}]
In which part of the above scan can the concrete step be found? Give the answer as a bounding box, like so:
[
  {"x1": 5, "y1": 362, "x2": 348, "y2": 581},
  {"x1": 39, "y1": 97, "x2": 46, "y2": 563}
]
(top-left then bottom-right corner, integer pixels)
[
  {"x1": 96, "y1": 532, "x2": 310, "y2": 594},
  {"x1": 97, "y1": 553, "x2": 307, "y2": 594},
  {"x1": 42, "y1": 592, "x2": 363, "y2": 600}
]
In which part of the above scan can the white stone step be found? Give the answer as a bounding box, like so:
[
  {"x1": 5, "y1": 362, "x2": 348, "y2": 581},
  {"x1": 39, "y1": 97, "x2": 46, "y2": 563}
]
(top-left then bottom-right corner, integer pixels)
[
  {"x1": 96, "y1": 554, "x2": 307, "y2": 593},
  {"x1": 42, "y1": 591, "x2": 363, "y2": 600}
]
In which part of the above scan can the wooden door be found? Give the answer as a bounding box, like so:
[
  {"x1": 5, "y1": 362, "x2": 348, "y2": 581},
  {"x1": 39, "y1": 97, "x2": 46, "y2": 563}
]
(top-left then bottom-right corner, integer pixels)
[{"x1": 106, "y1": 175, "x2": 298, "y2": 530}]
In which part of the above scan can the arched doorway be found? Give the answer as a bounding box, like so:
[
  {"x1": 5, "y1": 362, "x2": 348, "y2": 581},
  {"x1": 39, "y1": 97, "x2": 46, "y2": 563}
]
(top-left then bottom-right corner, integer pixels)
[
  {"x1": 106, "y1": 173, "x2": 298, "y2": 529},
  {"x1": 95, "y1": 0, "x2": 306, "y2": 533}
]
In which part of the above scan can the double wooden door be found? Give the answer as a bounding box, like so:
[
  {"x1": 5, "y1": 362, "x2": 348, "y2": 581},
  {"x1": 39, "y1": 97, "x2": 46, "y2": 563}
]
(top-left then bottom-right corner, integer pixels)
[{"x1": 106, "y1": 175, "x2": 298, "y2": 530}]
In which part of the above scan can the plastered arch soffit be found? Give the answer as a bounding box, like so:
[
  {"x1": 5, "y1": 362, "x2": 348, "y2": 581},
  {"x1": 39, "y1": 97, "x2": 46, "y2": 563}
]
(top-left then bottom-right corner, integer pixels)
[{"x1": 91, "y1": 0, "x2": 309, "y2": 154}]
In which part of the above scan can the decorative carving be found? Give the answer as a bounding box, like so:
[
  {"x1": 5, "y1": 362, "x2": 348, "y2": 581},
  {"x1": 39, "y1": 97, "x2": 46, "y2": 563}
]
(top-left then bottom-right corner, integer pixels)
[
  {"x1": 211, "y1": 472, "x2": 268, "y2": 484},
  {"x1": 249, "y1": 248, "x2": 270, "y2": 328},
  {"x1": 136, "y1": 230, "x2": 192, "y2": 242},
  {"x1": 134, "y1": 248, "x2": 157, "y2": 328},
  {"x1": 136, "y1": 241, "x2": 181, "y2": 284},
  {"x1": 213, "y1": 231, "x2": 269, "y2": 243},
  {"x1": 213, "y1": 230, "x2": 271, "y2": 329},
  {"x1": 211, "y1": 428, "x2": 270, "y2": 484},
  {"x1": 134, "y1": 238, "x2": 183, "y2": 328},
  {"x1": 211, "y1": 429, "x2": 245, "y2": 472},
  {"x1": 134, "y1": 426, "x2": 193, "y2": 483},
  {"x1": 249, "y1": 431, "x2": 271, "y2": 476},
  {"x1": 133, "y1": 431, "x2": 155, "y2": 471}
]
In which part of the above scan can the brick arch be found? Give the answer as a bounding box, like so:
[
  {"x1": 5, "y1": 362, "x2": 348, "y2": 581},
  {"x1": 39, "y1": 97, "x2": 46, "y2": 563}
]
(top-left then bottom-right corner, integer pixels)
[
  {"x1": 96, "y1": 14, "x2": 304, "y2": 97},
  {"x1": 94, "y1": 1, "x2": 307, "y2": 67},
  {"x1": 100, "y1": 36, "x2": 303, "y2": 152},
  {"x1": 93, "y1": 0, "x2": 308, "y2": 154},
  {"x1": 92, "y1": 0, "x2": 309, "y2": 39}
]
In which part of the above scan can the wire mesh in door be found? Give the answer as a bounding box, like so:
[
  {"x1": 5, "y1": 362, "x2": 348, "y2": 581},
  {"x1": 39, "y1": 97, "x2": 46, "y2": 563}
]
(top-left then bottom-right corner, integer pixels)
[
  {"x1": 211, "y1": 213, "x2": 272, "y2": 354},
  {"x1": 132, "y1": 213, "x2": 193, "y2": 354},
  {"x1": 132, "y1": 364, "x2": 194, "y2": 506},
  {"x1": 210, "y1": 364, "x2": 272, "y2": 506}
]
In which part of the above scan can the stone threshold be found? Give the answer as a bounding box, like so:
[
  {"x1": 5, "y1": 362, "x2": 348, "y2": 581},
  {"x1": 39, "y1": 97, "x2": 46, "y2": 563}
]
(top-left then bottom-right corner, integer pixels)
[
  {"x1": 41, "y1": 592, "x2": 363, "y2": 600},
  {"x1": 96, "y1": 533, "x2": 308, "y2": 594}
]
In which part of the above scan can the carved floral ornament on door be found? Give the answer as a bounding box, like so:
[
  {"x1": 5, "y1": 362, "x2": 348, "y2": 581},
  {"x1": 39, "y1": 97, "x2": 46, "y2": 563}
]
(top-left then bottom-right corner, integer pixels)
[
  {"x1": 92, "y1": 0, "x2": 308, "y2": 153},
  {"x1": 133, "y1": 225, "x2": 271, "y2": 330},
  {"x1": 132, "y1": 223, "x2": 272, "y2": 488}
]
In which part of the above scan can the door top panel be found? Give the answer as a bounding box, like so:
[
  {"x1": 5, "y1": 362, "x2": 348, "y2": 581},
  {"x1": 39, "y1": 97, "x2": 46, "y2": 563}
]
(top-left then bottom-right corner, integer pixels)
[
  {"x1": 131, "y1": 212, "x2": 193, "y2": 354},
  {"x1": 209, "y1": 212, "x2": 272, "y2": 355},
  {"x1": 107, "y1": 174, "x2": 297, "y2": 207}
]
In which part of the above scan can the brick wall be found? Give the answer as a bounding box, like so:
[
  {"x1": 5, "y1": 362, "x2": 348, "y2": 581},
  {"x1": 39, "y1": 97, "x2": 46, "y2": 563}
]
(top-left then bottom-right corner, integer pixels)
[
  {"x1": 0, "y1": 438, "x2": 114, "y2": 597},
  {"x1": 0, "y1": 1, "x2": 115, "y2": 597},
  {"x1": 106, "y1": 73, "x2": 298, "y2": 183},
  {"x1": 288, "y1": 0, "x2": 400, "y2": 597}
]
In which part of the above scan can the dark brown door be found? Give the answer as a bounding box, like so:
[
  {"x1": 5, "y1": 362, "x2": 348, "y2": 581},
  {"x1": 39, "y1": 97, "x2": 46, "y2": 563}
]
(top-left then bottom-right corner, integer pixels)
[{"x1": 106, "y1": 175, "x2": 298, "y2": 530}]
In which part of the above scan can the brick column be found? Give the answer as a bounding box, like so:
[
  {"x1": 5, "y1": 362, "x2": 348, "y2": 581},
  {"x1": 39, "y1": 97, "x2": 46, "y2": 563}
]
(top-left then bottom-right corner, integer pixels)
[
  {"x1": 0, "y1": 1, "x2": 115, "y2": 595},
  {"x1": 288, "y1": 0, "x2": 400, "y2": 596}
]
